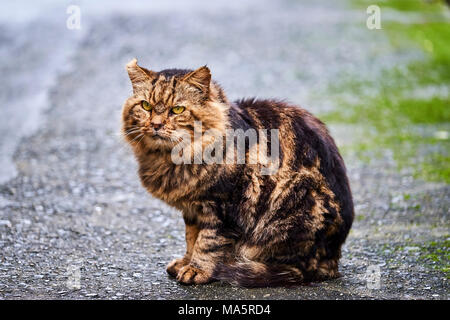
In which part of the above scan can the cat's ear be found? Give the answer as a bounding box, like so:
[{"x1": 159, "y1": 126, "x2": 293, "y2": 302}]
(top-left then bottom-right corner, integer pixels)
[
  {"x1": 182, "y1": 66, "x2": 211, "y2": 94},
  {"x1": 126, "y1": 58, "x2": 156, "y2": 93}
]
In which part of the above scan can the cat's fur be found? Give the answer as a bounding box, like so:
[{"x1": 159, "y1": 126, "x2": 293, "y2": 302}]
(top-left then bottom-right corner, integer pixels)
[{"x1": 122, "y1": 59, "x2": 354, "y2": 287}]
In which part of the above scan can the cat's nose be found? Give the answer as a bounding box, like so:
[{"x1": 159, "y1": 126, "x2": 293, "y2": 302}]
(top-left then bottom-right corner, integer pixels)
[
  {"x1": 151, "y1": 115, "x2": 164, "y2": 131},
  {"x1": 152, "y1": 122, "x2": 163, "y2": 131}
]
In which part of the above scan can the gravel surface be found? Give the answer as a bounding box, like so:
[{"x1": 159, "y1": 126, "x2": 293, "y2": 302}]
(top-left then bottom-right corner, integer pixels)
[{"x1": 0, "y1": 0, "x2": 448, "y2": 299}]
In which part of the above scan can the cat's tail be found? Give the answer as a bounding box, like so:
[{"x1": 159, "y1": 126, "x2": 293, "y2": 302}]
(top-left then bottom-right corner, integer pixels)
[{"x1": 212, "y1": 259, "x2": 305, "y2": 288}]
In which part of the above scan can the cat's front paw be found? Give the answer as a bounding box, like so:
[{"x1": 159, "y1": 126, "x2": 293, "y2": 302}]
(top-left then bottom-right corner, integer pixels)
[
  {"x1": 166, "y1": 258, "x2": 189, "y2": 278},
  {"x1": 176, "y1": 265, "x2": 212, "y2": 285}
]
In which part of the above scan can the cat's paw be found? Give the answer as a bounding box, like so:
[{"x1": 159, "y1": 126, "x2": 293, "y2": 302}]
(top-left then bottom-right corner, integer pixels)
[
  {"x1": 166, "y1": 258, "x2": 189, "y2": 278},
  {"x1": 176, "y1": 265, "x2": 212, "y2": 285}
]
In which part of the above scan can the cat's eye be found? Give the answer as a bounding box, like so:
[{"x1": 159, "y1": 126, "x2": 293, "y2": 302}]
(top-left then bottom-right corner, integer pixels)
[
  {"x1": 171, "y1": 106, "x2": 185, "y2": 114},
  {"x1": 141, "y1": 100, "x2": 152, "y2": 111}
]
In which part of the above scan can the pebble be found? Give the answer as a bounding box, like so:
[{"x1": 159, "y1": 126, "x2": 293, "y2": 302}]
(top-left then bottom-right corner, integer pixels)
[
  {"x1": 0, "y1": 218, "x2": 13, "y2": 227},
  {"x1": 85, "y1": 293, "x2": 98, "y2": 297}
]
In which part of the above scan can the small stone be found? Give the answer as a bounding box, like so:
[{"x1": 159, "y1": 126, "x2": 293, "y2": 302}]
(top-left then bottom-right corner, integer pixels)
[
  {"x1": 85, "y1": 293, "x2": 98, "y2": 297},
  {"x1": 94, "y1": 206, "x2": 102, "y2": 214},
  {"x1": 0, "y1": 220, "x2": 12, "y2": 228}
]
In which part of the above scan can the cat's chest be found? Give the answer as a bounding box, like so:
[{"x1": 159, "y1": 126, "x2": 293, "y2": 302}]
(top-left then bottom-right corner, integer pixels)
[{"x1": 137, "y1": 153, "x2": 218, "y2": 205}]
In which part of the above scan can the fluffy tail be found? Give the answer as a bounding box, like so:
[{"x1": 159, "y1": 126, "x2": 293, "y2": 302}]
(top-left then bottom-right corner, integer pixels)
[{"x1": 212, "y1": 259, "x2": 305, "y2": 288}]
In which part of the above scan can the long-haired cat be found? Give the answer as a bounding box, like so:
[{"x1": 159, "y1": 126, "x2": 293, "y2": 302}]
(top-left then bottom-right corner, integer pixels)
[{"x1": 122, "y1": 58, "x2": 354, "y2": 287}]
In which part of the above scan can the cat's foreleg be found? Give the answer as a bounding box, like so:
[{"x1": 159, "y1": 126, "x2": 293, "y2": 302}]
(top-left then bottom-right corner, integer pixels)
[
  {"x1": 166, "y1": 223, "x2": 199, "y2": 278},
  {"x1": 176, "y1": 213, "x2": 232, "y2": 285}
]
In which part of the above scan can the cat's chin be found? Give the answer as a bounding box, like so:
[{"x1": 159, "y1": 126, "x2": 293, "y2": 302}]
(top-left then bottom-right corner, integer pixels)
[
  {"x1": 151, "y1": 134, "x2": 164, "y2": 140},
  {"x1": 147, "y1": 134, "x2": 176, "y2": 149},
  {"x1": 152, "y1": 133, "x2": 171, "y2": 142}
]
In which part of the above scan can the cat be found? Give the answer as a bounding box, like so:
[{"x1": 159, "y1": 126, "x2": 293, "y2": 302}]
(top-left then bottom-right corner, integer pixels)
[{"x1": 122, "y1": 58, "x2": 354, "y2": 287}]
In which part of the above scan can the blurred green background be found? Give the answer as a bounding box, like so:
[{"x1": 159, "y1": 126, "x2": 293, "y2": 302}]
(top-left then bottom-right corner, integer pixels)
[{"x1": 322, "y1": 0, "x2": 450, "y2": 183}]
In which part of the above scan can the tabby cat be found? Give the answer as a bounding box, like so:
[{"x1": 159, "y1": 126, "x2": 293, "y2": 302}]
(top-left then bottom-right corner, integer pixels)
[{"x1": 122, "y1": 58, "x2": 354, "y2": 287}]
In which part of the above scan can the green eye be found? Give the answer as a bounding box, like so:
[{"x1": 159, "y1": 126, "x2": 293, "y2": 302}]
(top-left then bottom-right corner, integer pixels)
[
  {"x1": 141, "y1": 100, "x2": 152, "y2": 111},
  {"x1": 171, "y1": 106, "x2": 185, "y2": 114}
]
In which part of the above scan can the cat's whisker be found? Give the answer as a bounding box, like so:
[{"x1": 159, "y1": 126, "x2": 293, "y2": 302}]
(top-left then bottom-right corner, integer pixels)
[
  {"x1": 135, "y1": 133, "x2": 146, "y2": 146},
  {"x1": 170, "y1": 135, "x2": 183, "y2": 144},
  {"x1": 123, "y1": 127, "x2": 141, "y2": 134},
  {"x1": 122, "y1": 128, "x2": 143, "y2": 139},
  {"x1": 123, "y1": 130, "x2": 141, "y2": 138},
  {"x1": 128, "y1": 133, "x2": 144, "y2": 146}
]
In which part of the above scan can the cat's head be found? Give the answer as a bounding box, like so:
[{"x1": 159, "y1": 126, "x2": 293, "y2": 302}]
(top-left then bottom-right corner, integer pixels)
[{"x1": 122, "y1": 59, "x2": 228, "y2": 151}]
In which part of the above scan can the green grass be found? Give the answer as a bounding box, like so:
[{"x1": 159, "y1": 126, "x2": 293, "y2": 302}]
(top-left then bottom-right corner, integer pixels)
[
  {"x1": 323, "y1": 97, "x2": 450, "y2": 125},
  {"x1": 322, "y1": 0, "x2": 450, "y2": 183},
  {"x1": 418, "y1": 239, "x2": 450, "y2": 277},
  {"x1": 353, "y1": 0, "x2": 448, "y2": 12},
  {"x1": 387, "y1": 238, "x2": 450, "y2": 277}
]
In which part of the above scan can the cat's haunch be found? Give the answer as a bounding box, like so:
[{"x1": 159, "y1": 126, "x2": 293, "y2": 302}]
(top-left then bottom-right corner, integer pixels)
[{"x1": 122, "y1": 59, "x2": 354, "y2": 287}]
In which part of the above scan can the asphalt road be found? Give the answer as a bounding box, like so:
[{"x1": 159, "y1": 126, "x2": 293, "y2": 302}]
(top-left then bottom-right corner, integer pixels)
[{"x1": 0, "y1": 0, "x2": 448, "y2": 299}]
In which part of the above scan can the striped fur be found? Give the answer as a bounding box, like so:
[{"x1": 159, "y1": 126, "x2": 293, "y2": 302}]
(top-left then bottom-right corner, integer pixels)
[{"x1": 122, "y1": 59, "x2": 354, "y2": 287}]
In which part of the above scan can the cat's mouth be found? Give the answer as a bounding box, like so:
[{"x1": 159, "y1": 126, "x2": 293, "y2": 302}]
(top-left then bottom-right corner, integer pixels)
[{"x1": 152, "y1": 130, "x2": 170, "y2": 140}]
